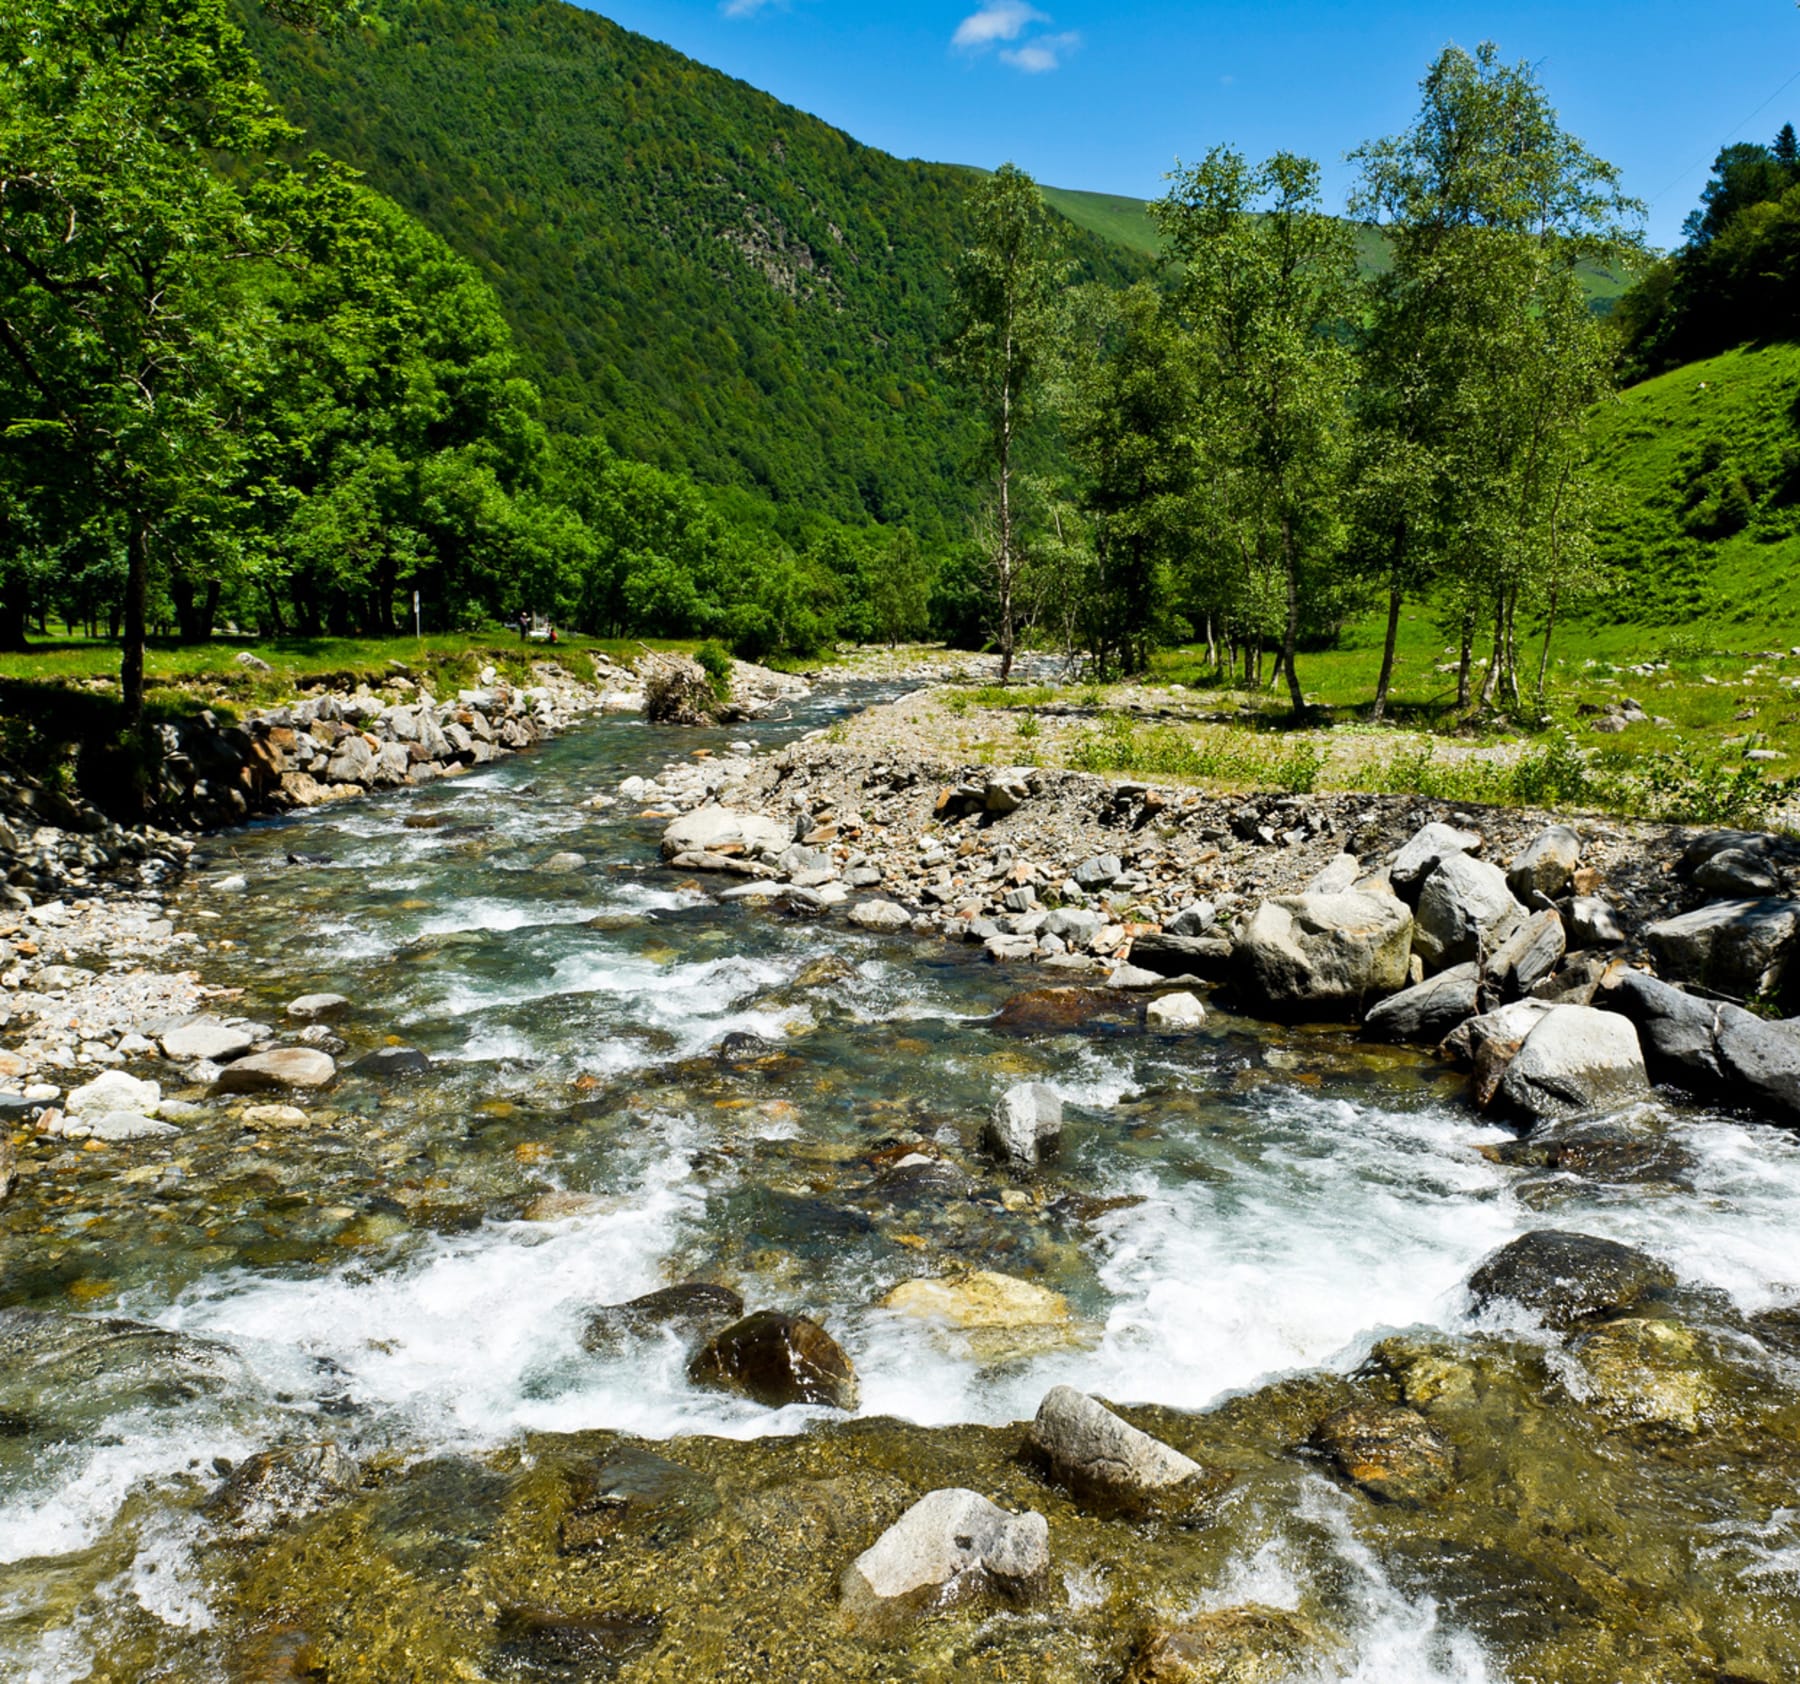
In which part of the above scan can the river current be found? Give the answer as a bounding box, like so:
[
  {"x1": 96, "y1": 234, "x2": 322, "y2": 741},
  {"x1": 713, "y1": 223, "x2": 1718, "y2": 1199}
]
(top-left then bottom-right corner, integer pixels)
[{"x1": 5, "y1": 685, "x2": 1800, "y2": 1681}]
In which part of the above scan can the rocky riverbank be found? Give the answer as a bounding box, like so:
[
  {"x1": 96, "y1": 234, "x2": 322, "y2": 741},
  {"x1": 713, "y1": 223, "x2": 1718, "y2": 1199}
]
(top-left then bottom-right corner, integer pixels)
[{"x1": 623, "y1": 725, "x2": 1800, "y2": 1130}]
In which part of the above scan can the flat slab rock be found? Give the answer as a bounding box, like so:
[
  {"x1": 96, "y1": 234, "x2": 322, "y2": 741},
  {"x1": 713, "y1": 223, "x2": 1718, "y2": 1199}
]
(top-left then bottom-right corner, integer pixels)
[
  {"x1": 214, "y1": 1048, "x2": 337, "y2": 1094},
  {"x1": 160, "y1": 1019, "x2": 255, "y2": 1063},
  {"x1": 840, "y1": 1488, "x2": 1048, "y2": 1629}
]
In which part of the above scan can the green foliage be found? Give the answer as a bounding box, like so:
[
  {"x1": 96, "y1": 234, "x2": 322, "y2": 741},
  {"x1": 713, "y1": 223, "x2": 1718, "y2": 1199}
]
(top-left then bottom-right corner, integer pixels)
[
  {"x1": 237, "y1": 0, "x2": 1143, "y2": 537},
  {"x1": 694, "y1": 640, "x2": 733, "y2": 700}
]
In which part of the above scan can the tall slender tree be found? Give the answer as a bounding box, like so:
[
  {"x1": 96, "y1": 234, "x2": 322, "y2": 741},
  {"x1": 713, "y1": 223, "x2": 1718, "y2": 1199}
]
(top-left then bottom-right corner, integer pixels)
[
  {"x1": 947, "y1": 164, "x2": 1064, "y2": 682},
  {"x1": 1155, "y1": 149, "x2": 1358, "y2": 716}
]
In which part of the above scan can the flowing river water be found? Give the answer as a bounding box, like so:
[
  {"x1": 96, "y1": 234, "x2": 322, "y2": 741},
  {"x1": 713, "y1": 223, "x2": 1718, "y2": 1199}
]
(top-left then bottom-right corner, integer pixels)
[{"x1": 4, "y1": 685, "x2": 1800, "y2": 1682}]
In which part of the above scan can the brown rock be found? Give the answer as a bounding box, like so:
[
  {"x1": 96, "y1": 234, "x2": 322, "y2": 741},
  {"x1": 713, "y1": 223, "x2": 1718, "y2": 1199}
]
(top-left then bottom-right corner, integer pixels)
[
  {"x1": 687, "y1": 1310, "x2": 860, "y2": 1410},
  {"x1": 1310, "y1": 1403, "x2": 1454, "y2": 1504},
  {"x1": 1125, "y1": 1606, "x2": 1324, "y2": 1684}
]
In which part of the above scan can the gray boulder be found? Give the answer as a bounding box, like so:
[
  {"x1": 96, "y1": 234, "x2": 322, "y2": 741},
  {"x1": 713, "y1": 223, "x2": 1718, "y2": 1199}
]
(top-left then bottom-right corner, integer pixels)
[
  {"x1": 1363, "y1": 963, "x2": 1479, "y2": 1044},
  {"x1": 984, "y1": 1084, "x2": 1063, "y2": 1166},
  {"x1": 1679, "y1": 830, "x2": 1773, "y2": 876},
  {"x1": 1569, "y1": 897, "x2": 1626, "y2": 947},
  {"x1": 1413, "y1": 854, "x2": 1523, "y2": 971},
  {"x1": 1694, "y1": 848, "x2": 1780, "y2": 897},
  {"x1": 287, "y1": 993, "x2": 349, "y2": 1022},
  {"x1": 1645, "y1": 898, "x2": 1799, "y2": 999},
  {"x1": 214, "y1": 1048, "x2": 336, "y2": 1094},
  {"x1": 160, "y1": 1019, "x2": 254, "y2": 1064},
  {"x1": 840, "y1": 1489, "x2": 1048, "y2": 1630},
  {"x1": 1506, "y1": 826, "x2": 1582, "y2": 902},
  {"x1": 1165, "y1": 902, "x2": 1217, "y2": 937},
  {"x1": 659, "y1": 806, "x2": 793, "y2": 862},
  {"x1": 1304, "y1": 854, "x2": 1361, "y2": 895},
  {"x1": 983, "y1": 766, "x2": 1035, "y2": 815},
  {"x1": 1127, "y1": 933, "x2": 1233, "y2": 980},
  {"x1": 1483, "y1": 909, "x2": 1566, "y2": 1001},
  {"x1": 1074, "y1": 854, "x2": 1123, "y2": 890},
  {"x1": 1025, "y1": 1386, "x2": 1204, "y2": 1513},
  {"x1": 1390, "y1": 822, "x2": 1483, "y2": 897},
  {"x1": 85, "y1": 1112, "x2": 181, "y2": 1143},
  {"x1": 848, "y1": 901, "x2": 912, "y2": 933},
  {"x1": 66, "y1": 1069, "x2": 160, "y2": 1118},
  {"x1": 1233, "y1": 892, "x2": 1414, "y2": 1016},
  {"x1": 1493, "y1": 1005, "x2": 1649, "y2": 1122},
  {"x1": 1468, "y1": 1230, "x2": 1675, "y2": 1330}
]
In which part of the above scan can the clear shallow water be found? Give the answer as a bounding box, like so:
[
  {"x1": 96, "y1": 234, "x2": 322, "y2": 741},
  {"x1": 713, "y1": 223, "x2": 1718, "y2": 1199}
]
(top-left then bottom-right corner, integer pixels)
[{"x1": 6, "y1": 685, "x2": 1800, "y2": 1681}]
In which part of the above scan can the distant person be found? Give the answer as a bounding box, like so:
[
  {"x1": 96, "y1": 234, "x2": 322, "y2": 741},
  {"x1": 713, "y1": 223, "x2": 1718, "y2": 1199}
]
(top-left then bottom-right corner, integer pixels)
[
  {"x1": 548, "y1": 623, "x2": 558, "y2": 645},
  {"x1": 517, "y1": 608, "x2": 530, "y2": 642}
]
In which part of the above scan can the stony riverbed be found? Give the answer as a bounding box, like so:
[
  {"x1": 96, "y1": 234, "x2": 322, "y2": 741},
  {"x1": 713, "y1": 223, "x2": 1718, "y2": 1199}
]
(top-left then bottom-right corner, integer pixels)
[{"x1": 1, "y1": 678, "x2": 1798, "y2": 1684}]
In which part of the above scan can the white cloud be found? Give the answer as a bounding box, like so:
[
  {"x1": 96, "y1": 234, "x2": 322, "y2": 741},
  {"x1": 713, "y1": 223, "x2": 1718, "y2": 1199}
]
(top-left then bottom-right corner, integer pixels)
[
  {"x1": 1000, "y1": 29, "x2": 1080, "y2": 72},
  {"x1": 952, "y1": 2, "x2": 1046, "y2": 50},
  {"x1": 721, "y1": 0, "x2": 782, "y2": 17}
]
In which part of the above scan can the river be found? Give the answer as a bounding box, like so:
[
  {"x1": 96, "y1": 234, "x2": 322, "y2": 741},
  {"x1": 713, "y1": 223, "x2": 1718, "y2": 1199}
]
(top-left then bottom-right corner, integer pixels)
[{"x1": 4, "y1": 684, "x2": 1799, "y2": 1682}]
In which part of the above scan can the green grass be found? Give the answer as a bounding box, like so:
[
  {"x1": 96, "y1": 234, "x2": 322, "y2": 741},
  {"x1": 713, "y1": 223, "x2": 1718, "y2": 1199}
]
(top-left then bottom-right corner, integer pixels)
[{"x1": 1586, "y1": 340, "x2": 1800, "y2": 639}]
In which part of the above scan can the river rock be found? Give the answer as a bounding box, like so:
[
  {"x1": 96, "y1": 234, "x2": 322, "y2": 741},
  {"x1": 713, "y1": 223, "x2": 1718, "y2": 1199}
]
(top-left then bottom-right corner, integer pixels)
[
  {"x1": 1693, "y1": 847, "x2": 1779, "y2": 897},
  {"x1": 214, "y1": 1048, "x2": 337, "y2": 1094},
  {"x1": 65, "y1": 1069, "x2": 160, "y2": 1119},
  {"x1": 1413, "y1": 854, "x2": 1523, "y2": 971},
  {"x1": 848, "y1": 900, "x2": 912, "y2": 933},
  {"x1": 1506, "y1": 826, "x2": 1583, "y2": 902},
  {"x1": 840, "y1": 1488, "x2": 1049, "y2": 1630},
  {"x1": 1305, "y1": 854, "x2": 1361, "y2": 895},
  {"x1": 687, "y1": 1311, "x2": 859, "y2": 1410},
  {"x1": 1491, "y1": 1005, "x2": 1647, "y2": 1121},
  {"x1": 983, "y1": 766, "x2": 1034, "y2": 815},
  {"x1": 1363, "y1": 963, "x2": 1479, "y2": 1044},
  {"x1": 1310, "y1": 1403, "x2": 1454, "y2": 1504},
  {"x1": 353, "y1": 1046, "x2": 431, "y2": 1078},
  {"x1": 1679, "y1": 829, "x2": 1773, "y2": 875},
  {"x1": 84, "y1": 1111, "x2": 181, "y2": 1143},
  {"x1": 1483, "y1": 909, "x2": 1566, "y2": 1001},
  {"x1": 1569, "y1": 897, "x2": 1626, "y2": 946},
  {"x1": 1146, "y1": 991, "x2": 1206, "y2": 1030},
  {"x1": 1713, "y1": 1006, "x2": 1800, "y2": 1120},
  {"x1": 287, "y1": 993, "x2": 349, "y2": 1022},
  {"x1": 660, "y1": 806, "x2": 792, "y2": 862},
  {"x1": 159, "y1": 1019, "x2": 254, "y2": 1063},
  {"x1": 541, "y1": 851, "x2": 587, "y2": 874},
  {"x1": 1645, "y1": 898, "x2": 1800, "y2": 999},
  {"x1": 582, "y1": 1284, "x2": 745, "y2": 1353},
  {"x1": 1124, "y1": 1606, "x2": 1322, "y2": 1684},
  {"x1": 1390, "y1": 822, "x2": 1483, "y2": 897},
  {"x1": 1165, "y1": 902, "x2": 1217, "y2": 937},
  {"x1": 1074, "y1": 854, "x2": 1124, "y2": 890},
  {"x1": 1128, "y1": 933, "x2": 1234, "y2": 980},
  {"x1": 983, "y1": 1083, "x2": 1063, "y2": 1166},
  {"x1": 1467, "y1": 1230, "x2": 1676, "y2": 1330},
  {"x1": 1233, "y1": 893, "x2": 1414, "y2": 1016},
  {"x1": 1025, "y1": 1385, "x2": 1205, "y2": 1512},
  {"x1": 1568, "y1": 1317, "x2": 1716, "y2": 1433},
  {"x1": 882, "y1": 1271, "x2": 1069, "y2": 1330}
]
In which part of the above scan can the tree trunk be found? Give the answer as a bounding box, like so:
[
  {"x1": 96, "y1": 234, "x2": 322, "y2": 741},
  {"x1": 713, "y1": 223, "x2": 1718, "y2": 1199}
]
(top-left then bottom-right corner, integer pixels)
[
  {"x1": 1476, "y1": 589, "x2": 1505, "y2": 710},
  {"x1": 1455, "y1": 613, "x2": 1475, "y2": 710},
  {"x1": 1371, "y1": 584, "x2": 1403, "y2": 723},
  {"x1": 1534, "y1": 586, "x2": 1560, "y2": 704},
  {"x1": 995, "y1": 331, "x2": 1016, "y2": 685},
  {"x1": 1280, "y1": 524, "x2": 1305, "y2": 715},
  {"x1": 169, "y1": 576, "x2": 220, "y2": 643},
  {"x1": 120, "y1": 514, "x2": 149, "y2": 732},
  {"x1": 0, "y1": 573, "x2": 29, "y2": 652},
  {"x1": 1204, "y1": 613, "x2": 1217, "y2": 671}
]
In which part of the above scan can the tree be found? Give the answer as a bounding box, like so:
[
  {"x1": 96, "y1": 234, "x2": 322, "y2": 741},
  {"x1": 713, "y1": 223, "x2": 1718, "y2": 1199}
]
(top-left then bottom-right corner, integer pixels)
[
  {"x1": 1155, "y1": 149, "x2": 1358, "y2": 715},
  {"x1": 1056, "y1": 283, "x2": 1195, "y2": 677},
  {"x1": 0, "y1": 0, "x2": 305, "y2": 728},
  {"x1": 1348, "y1": 42, "x2": 1641, "y2": 716},
  {"x1": 947, "y1": 164, "x2": 1065, "y2": 682}
]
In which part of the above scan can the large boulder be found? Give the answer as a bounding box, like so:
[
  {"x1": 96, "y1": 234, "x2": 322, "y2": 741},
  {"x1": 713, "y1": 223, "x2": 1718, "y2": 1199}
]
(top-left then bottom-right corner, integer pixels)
[
  {"x1": 1645, "y1": 898, "x2": 1799, "y2": 1000},
  {"x1": 1025, "y1": 1386, "x2": 1206, "y2": 1513},
  {"x1": 840, "y1": 1489, "x2": 1048, "y2": 1630},
  {"x1": 1233, "y1": 893, "x2": 1414, "y2": 1016},
  {"x1": 687, "y1": 1311, "x2": 859, "y2": 1411},
  {"x1": 66, "y1": 1069, "x2": 161, "y2": 1118},
  {"x1": 1466, "y1": 1230, "x2": 1676, "y2": 1331},
  {"x1": 213, "y1": 1049, "x2": 336, "y2": 1094},
  {"x1": 847, "y1": 900, "x2": 912, "y2": 933},
  {"x1": 1128, "y1": 933, "x2": 1234, "y2": 980},
  {"x1": 982, "y1": 1083, "x2": 1063, "y2": 1166},
  {"x1": 659, "y1": 806, "x2": 793, "y2": 862},
  {"x1": 1413, "y1": 854, "x2": 1523, "y2": 971},
  {"x1": 1492, "y1": 1005, "x2": 1648, "y2": 1121},
  {"x1": 1363, "y1": 963, "x2": 1479, "y2": 1044},
  {"x1": 1506, "y1": 826, "x2": 1583, "y2": 902},
  {"x1": 1389, "y1": 823, "x2": 1483, "y2": 899}
]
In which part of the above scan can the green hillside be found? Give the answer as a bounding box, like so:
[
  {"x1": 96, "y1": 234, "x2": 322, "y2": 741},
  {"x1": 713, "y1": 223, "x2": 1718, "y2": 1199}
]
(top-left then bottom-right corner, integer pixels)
[
  {"x1": 1040, "y1": 186, "x2": 1164, "y2": 257},
  {"x1": 237, "y1": 0, "x2": 1144, "y2": 534},
  {"x1": 1587, "y1": 341, "x2": 1800, "y2": 638}
]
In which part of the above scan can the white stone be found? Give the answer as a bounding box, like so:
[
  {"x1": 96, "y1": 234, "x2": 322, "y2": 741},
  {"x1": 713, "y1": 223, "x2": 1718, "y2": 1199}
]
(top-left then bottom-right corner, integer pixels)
[{"x1": 66, "y1": 1069, "x2": 161, "y2": 1119}]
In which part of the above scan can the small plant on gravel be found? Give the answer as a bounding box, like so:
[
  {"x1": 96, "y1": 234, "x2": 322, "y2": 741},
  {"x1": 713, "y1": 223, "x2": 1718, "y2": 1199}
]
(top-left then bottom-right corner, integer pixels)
[{"x1": 1016, "y1": 713, "x2": 1041, "y2": 740}]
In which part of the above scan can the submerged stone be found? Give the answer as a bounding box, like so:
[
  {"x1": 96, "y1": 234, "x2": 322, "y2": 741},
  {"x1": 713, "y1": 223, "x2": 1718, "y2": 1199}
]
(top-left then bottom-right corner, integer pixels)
[
  {"x1": 1124, "y1": 1605, "x2": 1324, "y2": 1684},
  {"x1": 1569, "y1": 1316, "x2": 1717, "y2": 1434},
  {"x1": 582, "y1": 1284, "x2": 745, "y2": 1354},
  {"x1": 1024, "y1": 1385, "x2": 1209, "y2": 1514}
]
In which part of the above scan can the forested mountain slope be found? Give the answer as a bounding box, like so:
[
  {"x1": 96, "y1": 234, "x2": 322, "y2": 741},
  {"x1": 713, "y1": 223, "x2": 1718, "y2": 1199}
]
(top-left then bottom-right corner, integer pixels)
[{"x1": 239, "y1": 0, "x2": 1143, "y2": 534}]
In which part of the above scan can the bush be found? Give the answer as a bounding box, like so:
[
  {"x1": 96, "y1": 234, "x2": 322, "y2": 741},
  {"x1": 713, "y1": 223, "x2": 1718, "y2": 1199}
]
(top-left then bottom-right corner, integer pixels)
[{"x1": 695, "y1": 640, "x2": 734, "y2": 701}]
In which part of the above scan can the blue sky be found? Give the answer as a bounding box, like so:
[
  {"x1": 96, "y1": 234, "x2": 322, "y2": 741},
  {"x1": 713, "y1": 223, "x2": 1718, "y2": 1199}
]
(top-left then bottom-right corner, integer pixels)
[{"x1": 584, "y1": 1, "x2": 1800, "y2": 249}]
